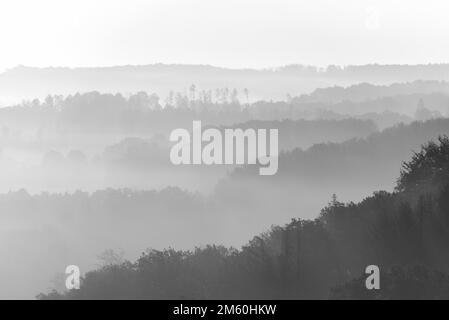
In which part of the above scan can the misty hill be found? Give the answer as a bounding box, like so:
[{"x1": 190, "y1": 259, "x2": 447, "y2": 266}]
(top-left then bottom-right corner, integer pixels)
[
  {"x1": 3, "y1": 129, "x2": 449, "y2": 299},
  {"x1": 38, "y1": 137, "x2": 449, "y2": 299},
  {"x1": 0, "y1": 186, "x2": 211, "y2": 299},
  {"x1": 3, "y1": 64, "x2": 449, "y2": 105},
  {"x1": 0, "y1": 89, "x2": 443, "y2": 144},
  {"x1": 0, "y1": 117, "x2": 377, "y2": 194},
  {"x1": 230, "y1": 118, "x2": 449, "y2": 183},
  {"x1": 224, "y1": 119, "x2": 377, "y2": 150},
  {"x1": 96, "y1": 119, "x2": 377, "y2": 161},
  {"x1": 0, "y1": 90, "x2": 384, "y2": 147},
  {"x1": 213, "y1": 118, "x2": 449, "y2": 227},
  {"x1": 313, "y1": 92, "x2": 448, "y2": 119},
  {"x1": 294, "y1": 80, "x2": 449, "y2": 104},
  {"x1": 99, "y1": 118, "x2": 377, "y2": 163}
]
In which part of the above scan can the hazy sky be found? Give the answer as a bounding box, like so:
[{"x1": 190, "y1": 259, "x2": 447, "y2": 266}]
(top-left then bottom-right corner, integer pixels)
[{"x1": 0, "y1": 0, "x2": 448, "y2": 72}]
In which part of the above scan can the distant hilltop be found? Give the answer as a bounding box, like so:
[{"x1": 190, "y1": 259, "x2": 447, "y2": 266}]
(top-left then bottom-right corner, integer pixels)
[{"x1": 1, "y1": 63, "x2": 449, "y2": 105}]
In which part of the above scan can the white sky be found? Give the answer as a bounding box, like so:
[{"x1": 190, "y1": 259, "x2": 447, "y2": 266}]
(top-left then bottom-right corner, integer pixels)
[{"x1": 0, "y1": 0, "x2": 448, "y2": 72}]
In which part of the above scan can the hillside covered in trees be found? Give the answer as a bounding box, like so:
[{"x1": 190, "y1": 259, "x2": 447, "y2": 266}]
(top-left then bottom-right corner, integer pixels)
[
  {"x1": 39, "y1": 136, "x2": 449, "y2": 299},
  {"x1": 3, "y1": 64, "x2": 449, "y2": 105}
]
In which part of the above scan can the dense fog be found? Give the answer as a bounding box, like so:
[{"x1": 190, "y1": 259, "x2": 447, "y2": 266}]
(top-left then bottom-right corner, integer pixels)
[{"x1": 0, "y1": 70, "x2": 449, "y2": 297}]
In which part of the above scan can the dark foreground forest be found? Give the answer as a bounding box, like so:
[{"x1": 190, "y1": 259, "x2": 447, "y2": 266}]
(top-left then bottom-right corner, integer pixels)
[{"x1": 39, "y1": 136, "x2": 449, "y2": 300}]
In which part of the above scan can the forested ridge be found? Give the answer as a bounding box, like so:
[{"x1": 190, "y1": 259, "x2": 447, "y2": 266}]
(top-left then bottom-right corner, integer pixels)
[{"x1": 39, "y1": 136, "x2": 449, "y2": 299}]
